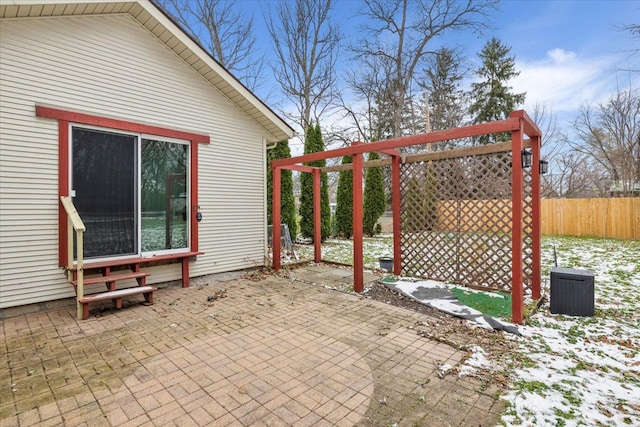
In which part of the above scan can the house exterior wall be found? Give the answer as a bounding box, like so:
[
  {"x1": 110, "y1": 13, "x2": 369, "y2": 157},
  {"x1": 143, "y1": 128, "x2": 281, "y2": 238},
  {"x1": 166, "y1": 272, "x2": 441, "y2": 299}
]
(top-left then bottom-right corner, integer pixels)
[{"x1": 0, "y1": 14, "x2": 271, "y2": 308}]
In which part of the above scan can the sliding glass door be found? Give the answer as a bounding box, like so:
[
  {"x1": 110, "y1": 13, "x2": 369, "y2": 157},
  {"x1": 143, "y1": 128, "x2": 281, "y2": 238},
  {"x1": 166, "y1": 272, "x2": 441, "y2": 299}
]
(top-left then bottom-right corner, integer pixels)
[
  {"x1": 71, "y1": 126, "x2": 189, "y2": 260},
  {"x1": 141, "y1": 138, "x2": 188, "y2": 252},
  {"x1": 72, "y1": 127, "x2": 137, "y2": 258}
]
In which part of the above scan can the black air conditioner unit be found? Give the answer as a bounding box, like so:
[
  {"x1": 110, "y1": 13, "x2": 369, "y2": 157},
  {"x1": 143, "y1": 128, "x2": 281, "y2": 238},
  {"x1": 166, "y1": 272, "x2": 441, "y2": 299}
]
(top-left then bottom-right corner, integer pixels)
[{"x1": 550, "y1": 267, "x2": 594, "y2": 316}]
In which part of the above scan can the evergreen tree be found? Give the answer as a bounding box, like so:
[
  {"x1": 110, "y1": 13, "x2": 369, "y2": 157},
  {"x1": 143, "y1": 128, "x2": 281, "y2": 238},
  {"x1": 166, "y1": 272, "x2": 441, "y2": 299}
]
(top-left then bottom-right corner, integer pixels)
[
  {"x1": 363, "y1": 151, "x2": 386, "y2": 236},
  {"x1": 316, "y1": 123, "x2": 331, "y2": 241},
  {"x1": 469, "y1": 37, "x2": 526, "y2": 145},
  {"x1": 402, "y1": 176, "x2": 421, "y2": 233},
  {"x1": 267, "y1": 140, "x2": 297, "y2": 240},
  {"x1": 402, "y1": 168, "x2": 437, "y2": 233},
  {"x1": 299, "y1": 124, "x2": 316, "y2": 239},
  {"x1": 334, "y1": 155, "x2": 353, "y2": 238},
  {"x1": 298, "y1": 123, "x2": 330, "y2": 241}
]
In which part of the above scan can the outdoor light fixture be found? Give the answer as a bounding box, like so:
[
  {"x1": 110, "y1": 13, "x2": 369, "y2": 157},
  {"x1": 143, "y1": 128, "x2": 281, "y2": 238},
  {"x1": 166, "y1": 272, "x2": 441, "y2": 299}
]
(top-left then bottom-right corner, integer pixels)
[
  {"x1": 521, "y1": 149, "x2": 533, "y2": 168},
  {"x1": 540, "y1": 159, "x2": 549, "y2": 175}
]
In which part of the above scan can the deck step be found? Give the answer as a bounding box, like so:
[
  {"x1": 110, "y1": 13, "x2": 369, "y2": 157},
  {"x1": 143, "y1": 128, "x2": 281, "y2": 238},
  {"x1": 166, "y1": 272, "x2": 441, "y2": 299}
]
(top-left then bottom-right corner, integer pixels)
[
  {"x1": 69, "y1": 251, "x2": 203, "y2": 271},
  {"x1": 71, "y1": 271, "x2": 150, "y2": 286},
  {"x1": 78, "y1": 286, "x2": 157, "y2": 320},
  {"x1": 79, "y1": 286, "x2": 156, "y2": 303}
]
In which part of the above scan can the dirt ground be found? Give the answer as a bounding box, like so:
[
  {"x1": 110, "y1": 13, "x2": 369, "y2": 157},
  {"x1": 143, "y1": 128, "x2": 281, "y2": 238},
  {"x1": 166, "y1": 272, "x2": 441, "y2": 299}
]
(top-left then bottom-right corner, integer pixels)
[{"x1": 364, "y1": 280, "x2": 514, "y2": 352}]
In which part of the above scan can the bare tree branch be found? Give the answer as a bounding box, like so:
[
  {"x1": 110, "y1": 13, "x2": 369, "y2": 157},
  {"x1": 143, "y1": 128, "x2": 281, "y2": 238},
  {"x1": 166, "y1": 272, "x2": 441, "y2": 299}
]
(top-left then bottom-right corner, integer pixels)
[
  {"x1": 352, "y1": 0, "x2": 497, "y2": 138},
  {"x1": 569, "y1": 87, "x2": 640, "y2": 196},
  {"x1": 157, "y1": 0, "x2": 265, "y2": 91},
  {"x1": 617, "y1": 22, "x2": 640, "y2": 72},
  {"x1": 265, "y1": 0, "x2": 340, "y2": 131}
]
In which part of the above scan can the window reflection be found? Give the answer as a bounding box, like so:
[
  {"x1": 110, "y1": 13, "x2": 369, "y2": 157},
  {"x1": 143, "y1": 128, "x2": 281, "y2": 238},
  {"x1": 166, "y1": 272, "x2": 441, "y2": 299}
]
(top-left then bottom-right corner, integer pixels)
[{"x1": 141, "y1": 139, "x2": 188, "y2": 252}]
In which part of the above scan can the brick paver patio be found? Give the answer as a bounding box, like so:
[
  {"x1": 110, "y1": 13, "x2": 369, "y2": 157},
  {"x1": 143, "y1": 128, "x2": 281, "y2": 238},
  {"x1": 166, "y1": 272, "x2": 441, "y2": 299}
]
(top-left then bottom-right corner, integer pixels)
[{"x1": 0, "y1": 268, "x2": 504, "y2": 426}]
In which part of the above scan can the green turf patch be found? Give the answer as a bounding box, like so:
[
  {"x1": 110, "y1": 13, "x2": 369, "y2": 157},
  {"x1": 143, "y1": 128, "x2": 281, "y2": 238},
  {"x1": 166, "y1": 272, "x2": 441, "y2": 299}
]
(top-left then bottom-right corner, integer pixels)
[{"x1": 449, "y1": 287, "x2": 512, "y2": 319}]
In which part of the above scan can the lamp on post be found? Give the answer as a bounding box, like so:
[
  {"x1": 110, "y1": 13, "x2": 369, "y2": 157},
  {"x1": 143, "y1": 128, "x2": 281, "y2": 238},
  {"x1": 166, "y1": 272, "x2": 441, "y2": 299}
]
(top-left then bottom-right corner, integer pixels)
[
  {"x1": 521, "y1": 149, "x2": 533, "y2": 168},
  {"x1": 540, "y1": 159, "x2": 549, "y2": 175}
]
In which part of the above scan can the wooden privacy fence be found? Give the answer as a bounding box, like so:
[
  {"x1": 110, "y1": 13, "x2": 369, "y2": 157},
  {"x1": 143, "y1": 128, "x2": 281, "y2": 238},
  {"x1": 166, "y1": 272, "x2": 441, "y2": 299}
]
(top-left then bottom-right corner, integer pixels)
[
  {"x1": 432, "y1": 198, "x2": 638, "y2": 239},
  {"x1": 436, "y1": 200, "x2": 513, "y2": 233},
  {"x1": 541, "y1": 197, "x2": 639, "y2": 240}
]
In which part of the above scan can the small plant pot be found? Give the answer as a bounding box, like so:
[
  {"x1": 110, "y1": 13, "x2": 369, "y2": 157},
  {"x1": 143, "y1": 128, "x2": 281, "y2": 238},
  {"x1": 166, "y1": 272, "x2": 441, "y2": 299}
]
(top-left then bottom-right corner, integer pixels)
[{"x1": 378, "y1": 257, "x2": 394, "y2": 272}]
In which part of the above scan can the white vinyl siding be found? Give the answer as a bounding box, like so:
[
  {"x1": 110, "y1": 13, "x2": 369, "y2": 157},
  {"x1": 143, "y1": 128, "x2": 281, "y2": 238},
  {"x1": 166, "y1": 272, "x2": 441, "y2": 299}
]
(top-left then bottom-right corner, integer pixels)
[{"x1": 0, "y1": 14, "x2": 270, "y2": 308}]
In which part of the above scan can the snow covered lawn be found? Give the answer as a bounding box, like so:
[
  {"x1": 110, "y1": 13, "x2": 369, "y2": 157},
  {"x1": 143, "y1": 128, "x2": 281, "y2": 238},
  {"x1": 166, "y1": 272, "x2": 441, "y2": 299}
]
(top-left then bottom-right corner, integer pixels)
[
  {"x1": 498, "y1": 236, "x2": 640, "y2": 427},
  {"x1": 292, "y1": 235, "x2": 394, "y2": 270},
  {"x1": 290, "y1": 235, "x2": 640, "y2": 426}
]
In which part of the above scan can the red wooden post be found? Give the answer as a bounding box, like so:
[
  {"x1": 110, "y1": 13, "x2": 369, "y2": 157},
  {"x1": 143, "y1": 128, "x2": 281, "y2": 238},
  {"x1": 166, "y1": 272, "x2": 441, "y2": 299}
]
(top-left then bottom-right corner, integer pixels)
[
  {"x1": 392, "y1": 154, "x2": 402, "y2": 275},
  {"x1": 531, "y1": 135, "x2": 542, "y2": 300},
  {"x1": 181, "y1": 258, "x2": 189, "y2": 288},
  {"x1": 58, "y1": 120, "x2": 69, "y2": 266},
  {"x1": 313, "y1": 168, "x2": 322, "y2": 262},
  {"x1": 352, "y1": 144, "x2": 364, "y2": 292},
  {"x1": 272, "y1": 167, "x2": 281, "y2": 271},
  {"x1": 511, "y1": 124, "x2": 524, "y2": 324}
]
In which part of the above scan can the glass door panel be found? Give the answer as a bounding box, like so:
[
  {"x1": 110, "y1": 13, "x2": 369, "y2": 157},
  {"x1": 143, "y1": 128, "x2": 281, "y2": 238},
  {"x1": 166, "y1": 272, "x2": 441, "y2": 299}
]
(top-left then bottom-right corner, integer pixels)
[
  {"x1": 72, "y1": 127, "x2": 137, "y2": 259},
  {"x1": 141, "y1": 139, "x2": 188, "y2": 252}
]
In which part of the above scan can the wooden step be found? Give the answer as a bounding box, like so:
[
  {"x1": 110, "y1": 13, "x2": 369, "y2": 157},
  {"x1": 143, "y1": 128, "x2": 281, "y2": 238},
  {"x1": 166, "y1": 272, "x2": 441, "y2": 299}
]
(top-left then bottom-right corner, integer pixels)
[
  {"x1": 68, "y1": 251, "x2": 204, "y2": 271},
  {"x1": 71, "y1": 271, "x2": 150, "y2": 286},
  {"x1": 78, "y1": 286, "x2": 156, "y2": 320},
  {"x1": 66, "y1": 251, "x2": 204, "y2": 289},
  {"x1": 79, "y1": 286, "x2": 156, "y2": 303}
]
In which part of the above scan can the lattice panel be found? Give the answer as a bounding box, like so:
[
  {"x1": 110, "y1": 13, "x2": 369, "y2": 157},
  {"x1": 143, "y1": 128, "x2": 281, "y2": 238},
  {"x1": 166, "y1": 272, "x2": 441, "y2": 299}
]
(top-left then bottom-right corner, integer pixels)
[
  {"x1": 400, "y1": 150, "x2": 533, "y2": 293},
  {"x1": 522, "y1": 168, "x2": 534, "y2": 293}
]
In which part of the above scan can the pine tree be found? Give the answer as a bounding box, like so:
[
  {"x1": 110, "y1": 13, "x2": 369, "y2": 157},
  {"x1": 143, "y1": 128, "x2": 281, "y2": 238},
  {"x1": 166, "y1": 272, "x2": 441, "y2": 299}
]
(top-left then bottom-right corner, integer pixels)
[
  {"x1": 267, "y1": 140, "x2": 297, "y2": 240},
  {"x1": 363, "y1": 151, "x2": 386, "y2": 236},
  {"x1": 334, "y1": 155, "x2": 353, "y2": 238},
  {"x1": 298, "y1": 123, "x2": 330, "y2": 241},
  {"x1": 469, "y1": 38, "x2": 526, "y2": 145}
]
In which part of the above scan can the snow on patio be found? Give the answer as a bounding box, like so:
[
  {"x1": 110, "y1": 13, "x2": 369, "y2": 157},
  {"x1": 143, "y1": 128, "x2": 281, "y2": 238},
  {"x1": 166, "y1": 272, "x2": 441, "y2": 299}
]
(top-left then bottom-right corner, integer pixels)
[{"x1": 290, "y1": 235, "x2": 640, "y2": 426}]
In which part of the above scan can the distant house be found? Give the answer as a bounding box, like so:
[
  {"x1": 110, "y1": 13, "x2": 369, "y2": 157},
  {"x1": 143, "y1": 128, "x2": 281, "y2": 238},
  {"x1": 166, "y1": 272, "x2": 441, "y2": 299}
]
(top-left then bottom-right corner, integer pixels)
[
  {"x1": 609, "y1": 181, "x2": 640, "y2": 197},
  {"x1": 0, "y1": 0, "x2": 294, "y2": 311}
]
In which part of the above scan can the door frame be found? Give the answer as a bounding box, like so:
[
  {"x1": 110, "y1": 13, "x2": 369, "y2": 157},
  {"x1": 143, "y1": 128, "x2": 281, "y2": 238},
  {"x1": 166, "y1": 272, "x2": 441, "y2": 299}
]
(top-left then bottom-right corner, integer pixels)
[{"x1": 35, "y1": 105, "x2": 210, "y2": 267}]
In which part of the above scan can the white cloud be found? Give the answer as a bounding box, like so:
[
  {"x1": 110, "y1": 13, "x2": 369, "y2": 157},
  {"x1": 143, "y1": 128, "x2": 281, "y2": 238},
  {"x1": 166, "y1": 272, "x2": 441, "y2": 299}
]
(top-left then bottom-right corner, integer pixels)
[
  {"x1": 512, "y1": 48, "x2": 615, "y2": 113},
  {"x1": 546, "y1": 48, "x2": 576, "y2": 63}
]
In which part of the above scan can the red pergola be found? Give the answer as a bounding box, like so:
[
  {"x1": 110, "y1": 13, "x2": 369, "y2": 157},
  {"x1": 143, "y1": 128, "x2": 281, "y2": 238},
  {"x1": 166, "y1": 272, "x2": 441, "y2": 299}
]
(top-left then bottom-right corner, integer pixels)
[{"x1": 271, "y1": 110, "x2": 542, "y2": 324}]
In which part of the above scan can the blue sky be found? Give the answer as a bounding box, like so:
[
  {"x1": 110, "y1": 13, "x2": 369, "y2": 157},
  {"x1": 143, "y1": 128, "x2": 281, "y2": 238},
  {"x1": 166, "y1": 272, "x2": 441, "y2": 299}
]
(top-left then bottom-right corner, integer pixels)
[
  {"x1": 244, "y1": 0, "x2": 639, "y2": 148},
  {"x1": 488, "y1": 0, "x2": 638, "y2": 115}
]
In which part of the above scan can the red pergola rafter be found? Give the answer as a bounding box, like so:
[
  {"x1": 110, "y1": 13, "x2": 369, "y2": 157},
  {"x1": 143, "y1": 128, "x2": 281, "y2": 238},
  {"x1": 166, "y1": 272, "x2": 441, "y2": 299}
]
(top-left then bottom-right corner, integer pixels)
[{"x1": 271, "y1": 110, "x2": 542, "y2": 324}]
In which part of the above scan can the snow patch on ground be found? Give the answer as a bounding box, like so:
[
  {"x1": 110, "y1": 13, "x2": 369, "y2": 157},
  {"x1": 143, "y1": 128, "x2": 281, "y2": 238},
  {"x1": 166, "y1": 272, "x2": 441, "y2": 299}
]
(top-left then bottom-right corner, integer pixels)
[
  {"x1": 497, "y1": 237, "x2": 640, "y2": 426},
  {"x1": 459, "y1": 346, "x2": 494, "y2": 377}
]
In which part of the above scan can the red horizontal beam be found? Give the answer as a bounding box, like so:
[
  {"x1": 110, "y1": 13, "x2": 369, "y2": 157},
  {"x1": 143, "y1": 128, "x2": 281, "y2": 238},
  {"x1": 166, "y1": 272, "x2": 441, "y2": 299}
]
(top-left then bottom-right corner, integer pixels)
[
  {"x1": 510, "y1": 110, "x2": 542, "y2": 138},
  {"x1": 271, "y1": 117, "x2": 521, "y2": 168},
  {"x1": 277, "y1": 164, "x2": 316, "y2": 173},
  {"x1": 36, "y1": 105, "x2": 211, "y2": 144},
  {"x1": 376, "y1": 149, "x2": 401, "y2": 157}
]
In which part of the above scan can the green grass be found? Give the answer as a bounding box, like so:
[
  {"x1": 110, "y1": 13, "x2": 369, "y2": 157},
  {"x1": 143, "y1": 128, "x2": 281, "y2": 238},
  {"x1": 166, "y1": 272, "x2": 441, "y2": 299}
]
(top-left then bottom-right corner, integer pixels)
[
  {"x1": 448, "y1": 287, "x2": 512, "y2": 319},
  {"x1": 514, "y1": 379, "x2": 550, "y2": 394}
]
